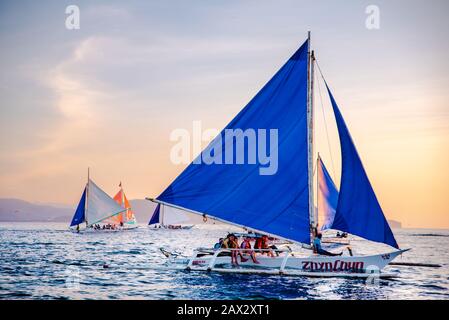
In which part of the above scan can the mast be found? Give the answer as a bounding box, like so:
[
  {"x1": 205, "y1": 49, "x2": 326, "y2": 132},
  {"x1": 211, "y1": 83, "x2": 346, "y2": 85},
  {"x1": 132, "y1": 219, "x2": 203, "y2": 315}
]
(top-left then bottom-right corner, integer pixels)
[
  {"x1": 307, "y1": 32, "x2": 316, "y2": 238},
  {"x1": 85, "y1": 167, "x2": 90, "y2": 226},
  {"x1": 316, "y1": 153, "x2": 320, "y2": 229}
]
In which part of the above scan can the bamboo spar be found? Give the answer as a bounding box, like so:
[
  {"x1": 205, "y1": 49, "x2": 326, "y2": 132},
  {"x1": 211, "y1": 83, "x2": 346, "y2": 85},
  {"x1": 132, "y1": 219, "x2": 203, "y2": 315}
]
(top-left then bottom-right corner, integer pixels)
[{"x1": 307, "y1": 32, "x2": 316, "y2": 236}]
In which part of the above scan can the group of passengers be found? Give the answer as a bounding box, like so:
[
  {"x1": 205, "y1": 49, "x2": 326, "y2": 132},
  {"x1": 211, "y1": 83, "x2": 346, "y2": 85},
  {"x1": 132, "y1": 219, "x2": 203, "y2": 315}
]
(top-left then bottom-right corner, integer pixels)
[
  {"x1": 214, "y1": 234, "x2": 278, "y2": 265},
  {"x1": 213, "y1": 227, "x2": 345, "y2": 265},
  {"x1": 92, "y1": 223, "x2": 118, "y2": 230}
]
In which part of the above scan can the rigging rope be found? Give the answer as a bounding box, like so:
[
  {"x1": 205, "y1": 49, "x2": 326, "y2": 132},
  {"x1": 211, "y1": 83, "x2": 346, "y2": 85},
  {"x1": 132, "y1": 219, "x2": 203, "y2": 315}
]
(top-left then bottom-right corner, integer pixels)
[{"x1": 314, "y1": 59, "x2": 337, "y2": 182}]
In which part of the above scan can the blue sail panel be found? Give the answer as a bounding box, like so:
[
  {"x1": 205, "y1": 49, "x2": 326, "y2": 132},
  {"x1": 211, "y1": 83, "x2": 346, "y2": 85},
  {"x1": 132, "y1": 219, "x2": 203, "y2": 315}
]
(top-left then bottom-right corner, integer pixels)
[
  {"x1": 317, "y1": 157, "x2": 338, "y2": 230},
  {"x1": 70, "y1": 187, "x2": 86, "y2": 227},
  {"x1": 148, "y1": 203, "x2": 161, "y2": 225},
  {"x1": 326, "y1": 86, "x2": 399, "y2": 248},
  {"x1": 158, "y1": 40, "x2": 311, "y2": 244}
]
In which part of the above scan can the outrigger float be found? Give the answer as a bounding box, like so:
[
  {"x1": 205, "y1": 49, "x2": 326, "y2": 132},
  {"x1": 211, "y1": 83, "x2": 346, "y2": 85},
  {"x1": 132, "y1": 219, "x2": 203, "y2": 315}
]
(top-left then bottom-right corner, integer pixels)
[{"x1": 150, "y1": 32, "x2": 410, "y2": 278}]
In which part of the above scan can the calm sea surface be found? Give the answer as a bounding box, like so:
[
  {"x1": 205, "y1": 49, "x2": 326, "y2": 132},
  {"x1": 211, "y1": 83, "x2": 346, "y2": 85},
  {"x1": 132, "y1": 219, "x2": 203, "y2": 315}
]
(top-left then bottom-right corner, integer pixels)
[{"x1": 0, "y1": 222, "x2": 448, "y2": 300}]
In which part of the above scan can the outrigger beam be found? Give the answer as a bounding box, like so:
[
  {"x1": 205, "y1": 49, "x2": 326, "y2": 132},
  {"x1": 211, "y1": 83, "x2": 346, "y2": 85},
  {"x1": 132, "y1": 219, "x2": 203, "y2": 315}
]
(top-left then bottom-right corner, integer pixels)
[{"x1": 389, "y1": 262, "x2": 441, "y2": 268}]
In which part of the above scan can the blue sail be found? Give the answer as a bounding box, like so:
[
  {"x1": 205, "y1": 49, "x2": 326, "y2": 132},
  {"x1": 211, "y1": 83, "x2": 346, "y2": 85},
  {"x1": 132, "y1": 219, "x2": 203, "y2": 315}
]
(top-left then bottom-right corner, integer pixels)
[
  {"x1": 158, "y1": 40, "x2": 311, "y2": 244},
  {"x1": 148, "y1": 203, "x2": 161, "y2": 225},
  {"x1": 70, "y1": 187, "x2": 86, "y2": 227},
  {"x1": 317, "y1": 157, "x2": 338, "y2": 231},
  {"x1": 326, "y1": 86, "x2": 399, "y2": 248}
]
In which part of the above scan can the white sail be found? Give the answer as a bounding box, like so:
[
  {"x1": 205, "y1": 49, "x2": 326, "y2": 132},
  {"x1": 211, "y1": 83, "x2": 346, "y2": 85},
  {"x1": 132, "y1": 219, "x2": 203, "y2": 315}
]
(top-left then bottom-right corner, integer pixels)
[
  {"x1": 162, "y1": 204, "x2": 216, "y2": 226},
  {"x1": 86, "y1": 179, "x2": 126, "y2": 226}
]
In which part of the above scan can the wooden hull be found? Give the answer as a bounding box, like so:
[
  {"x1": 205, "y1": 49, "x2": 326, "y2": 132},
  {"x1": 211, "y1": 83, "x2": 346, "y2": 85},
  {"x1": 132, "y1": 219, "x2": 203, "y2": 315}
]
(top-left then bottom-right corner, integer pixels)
[{"x1": 171, "y1": 249, "x2": 409, "y2": 276}]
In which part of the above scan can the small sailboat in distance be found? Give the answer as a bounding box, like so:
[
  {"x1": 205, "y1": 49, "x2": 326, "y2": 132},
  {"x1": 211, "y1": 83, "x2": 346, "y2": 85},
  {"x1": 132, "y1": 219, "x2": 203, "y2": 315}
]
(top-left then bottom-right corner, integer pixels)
[
  {"x1": 69, "y1": 169, "x2": 127, "y2": 233},
  {"x1": 105, "y1": 182, "x2": 139, "y2": 230},
  {"x1": 151, "y1": 32, "x2": 409, "y2": 278},
  {"x1": 148, "y1": 203, "x2": 217, "y2": 230}
]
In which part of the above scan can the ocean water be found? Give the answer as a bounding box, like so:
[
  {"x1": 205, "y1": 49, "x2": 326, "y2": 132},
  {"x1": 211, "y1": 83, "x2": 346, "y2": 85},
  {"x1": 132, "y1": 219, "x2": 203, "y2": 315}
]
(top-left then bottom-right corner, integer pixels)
[{"x1": 0, "y1": 222, "x2": 448, "y2": 300}]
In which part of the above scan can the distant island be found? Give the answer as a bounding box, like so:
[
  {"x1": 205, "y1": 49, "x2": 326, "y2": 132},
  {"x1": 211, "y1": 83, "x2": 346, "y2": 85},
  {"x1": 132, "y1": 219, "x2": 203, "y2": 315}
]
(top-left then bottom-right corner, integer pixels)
[
  {"x1": 0, "y1": 198, "x2": 402, "y2": 228},
  {"x1": 0, "y1": 198, "x2": 157, "y2": 223}
]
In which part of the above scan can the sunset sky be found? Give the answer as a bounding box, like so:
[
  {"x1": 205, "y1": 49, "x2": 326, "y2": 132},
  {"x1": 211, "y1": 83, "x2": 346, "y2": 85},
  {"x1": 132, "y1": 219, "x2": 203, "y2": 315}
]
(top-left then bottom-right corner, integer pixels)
[{"x1": 0, "y1": 0, "x2": 448, "y2": 228}]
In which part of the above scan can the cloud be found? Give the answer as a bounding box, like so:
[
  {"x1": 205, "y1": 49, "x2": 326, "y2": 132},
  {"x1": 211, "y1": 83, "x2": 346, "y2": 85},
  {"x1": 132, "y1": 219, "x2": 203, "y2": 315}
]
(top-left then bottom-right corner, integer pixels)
[{"x1": 1, "y1": 33, "x2": 276, "y2": 190}]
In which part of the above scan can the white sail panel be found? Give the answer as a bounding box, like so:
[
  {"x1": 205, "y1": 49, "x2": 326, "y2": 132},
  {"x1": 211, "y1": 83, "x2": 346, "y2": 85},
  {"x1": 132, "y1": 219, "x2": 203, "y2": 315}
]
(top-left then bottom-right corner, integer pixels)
[
  {"x1": 86, "y1": 179, "x2": 126, "y2": 226},
  {"x1": 162, "y1": 204, "x2": 217, "y2": 226},
  {"x1": 162, "y1": 205, "x2": 196, "y2": 225}
]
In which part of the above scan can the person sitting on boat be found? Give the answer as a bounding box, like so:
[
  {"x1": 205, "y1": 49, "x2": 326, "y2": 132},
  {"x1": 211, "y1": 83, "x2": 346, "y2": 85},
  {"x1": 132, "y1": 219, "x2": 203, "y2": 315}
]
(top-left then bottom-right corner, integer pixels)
[
  {"x1": 313, "y1": 233, "x2": 343, "y2": 256},
  {"x1": 214, "y1": 238, "x2": 224, "y2": 249},
  {"x1": 336, "y1": 231, "x2": 348, "y2": 238},
  {"x1": 255, "y1": 235, "x2": 275, "y2": 257},
  {"x1": 221, "y1": 234, "x2": 248, "y2": 265},
  {"x1": 312, "y1": 225, "x2": 319, "y2": 238},
  {"x1": 240, "y1": 237, "x2": 260, "y2": 264}
]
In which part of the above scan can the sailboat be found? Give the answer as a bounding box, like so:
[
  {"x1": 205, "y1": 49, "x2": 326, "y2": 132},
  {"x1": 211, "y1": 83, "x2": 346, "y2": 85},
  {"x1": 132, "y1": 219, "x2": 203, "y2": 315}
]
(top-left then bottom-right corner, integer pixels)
[
  {"x1": 69, "y1": 170, "x2": 127, "y2": 233},
  {"x1": 104, "y1": 182, "x2": 139, "y2": 230},
  {"x1": 148, "y1": 203, "x2": 217, "y2": 230},
  {"x1": 150, "y1": 33, "x2": 409, "y2": 277}
]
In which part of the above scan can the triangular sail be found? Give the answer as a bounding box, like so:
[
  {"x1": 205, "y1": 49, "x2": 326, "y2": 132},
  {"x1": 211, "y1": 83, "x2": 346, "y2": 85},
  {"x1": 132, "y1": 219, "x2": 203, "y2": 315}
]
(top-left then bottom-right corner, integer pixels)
[
  {"x1": 149, "y1": 203, "x2": 218, "y2": 226},
  {"x1": 123, "y1": 193, "x2": 136, "y2": 223},
  {"x1": 148, "y1": 203, "x2": 160, "y2": 225},
  {"x1": 163, "y1": 205, "x2": 209, "y2": 225},
  {"x1": 326, "y1": 85, "x2": 399, "y2": 248},
  {"x1": 110, "y1": 188, "x2": 137, "y2": 225},
  {"x1": 109, "y1": 190, "x2": 124, "y2": 224},
  {"x1": 317, "y1": 157, "x2": 338, "y2": 230},
  {"x1": 157, "y1": 40, "x2": 311, "y2": 244},
  {"x1": 86, "y1": 179, "x2": 126, "y2": 226},
  {"x1": 70, "y1": 187, "x2": 86, "y2": 227}
]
